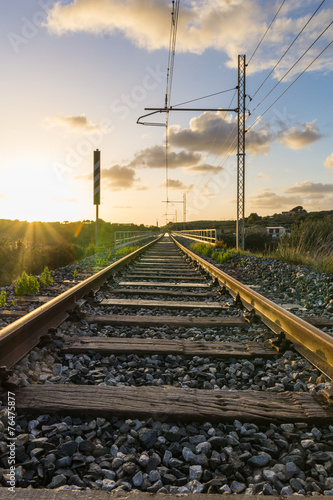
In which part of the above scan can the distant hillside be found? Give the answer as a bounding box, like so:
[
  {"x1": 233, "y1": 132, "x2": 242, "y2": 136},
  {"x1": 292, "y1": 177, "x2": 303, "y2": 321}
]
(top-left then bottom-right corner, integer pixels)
[
  {"x1": 0, "y1": 219, "x2": 159, "y2": 247},
  {"x1": 165, "y1": 208, "x2": 333, "y2": 233}
]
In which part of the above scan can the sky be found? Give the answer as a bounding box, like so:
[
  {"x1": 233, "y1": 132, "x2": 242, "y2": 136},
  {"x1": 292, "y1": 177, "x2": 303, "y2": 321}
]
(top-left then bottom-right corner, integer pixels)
[{"x1": 0, "y1": 0, "x2": 332, "y2": 226}]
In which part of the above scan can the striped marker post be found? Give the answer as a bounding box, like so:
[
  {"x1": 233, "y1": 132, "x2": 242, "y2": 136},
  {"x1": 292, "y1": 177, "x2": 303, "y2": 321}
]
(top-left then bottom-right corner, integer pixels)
[{"x1": 93, "y1": 150, "x2": 100, "y2": 246}]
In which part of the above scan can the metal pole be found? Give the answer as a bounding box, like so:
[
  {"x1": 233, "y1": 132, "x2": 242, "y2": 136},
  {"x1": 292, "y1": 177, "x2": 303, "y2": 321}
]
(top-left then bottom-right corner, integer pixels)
[
  {"x1": 95, "y1": 205, "x2": 99, "y2": 247},
  {"x1": 236, "y1": 55, "x2": 246, "y2": 251},
  {"x1": 93, "y1": 149, "x2": 101, "y2": 248},
  {"x1": 183, "y1": 193, "x2": 186, "y2": 223}
]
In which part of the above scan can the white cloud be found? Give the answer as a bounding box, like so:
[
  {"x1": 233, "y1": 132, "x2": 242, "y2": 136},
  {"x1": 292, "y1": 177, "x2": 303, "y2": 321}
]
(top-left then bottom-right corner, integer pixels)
[
  {"x1": 250, "y1": 190, "x2": 302, "y2": 209},
  {"x1": 128, "y1": 144, "x2": 202, "y2": 169},
  {"x1": 277, "y1": 120, "x2": 322, "y2": 150},
  {"x1": 103, "y1": 164, "x2": 139, "y2": 190},
  {"x1": 161, "y1": 178, "x2": 193, "y2": 191},
  {"x1": 324, "y1": 153, "x2": 333, "y2": 169},
  {"x1": 169, "y1": 111, "x2": 274, "y2": 157},
  {"x1": 285, "y1": 181, "x2": 333, "y2": 193},
  {"x1": 45, "y1": 113, "x2": 109, "y2": 133},
  {"x1": 45, "y1": 1, "x2": 333, "y2": 76}
]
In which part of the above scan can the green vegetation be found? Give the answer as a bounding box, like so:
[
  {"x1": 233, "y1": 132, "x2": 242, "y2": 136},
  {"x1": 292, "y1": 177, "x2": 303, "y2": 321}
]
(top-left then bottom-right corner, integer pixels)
[
  {"x1": 0, "y1": 290, "x2": 6, "y2": 307},
  {"x1": 190, "y1": 243, "x2": 234, "y2": 264},
  {"x1": 115, "y1": 246, "x2": 139, "y2": 257},
  {"x1": 188, "y1": 216, "x2": 333, "y2": 274},
  {"x1": 15, "y1": 272, "x2": 40, "y2": 296},
  {"x1": 273, "y1": 216, "x2": 333, "y2": 273},
  {"x1": 189, "y1": 243, "x2": 212, "y2": 257},
  {"x1": 0, "y1": 219, "x2": 158, "y2": 286},
  {"x1": 73, "y1": 269, "x2": 78, "y2": 278},
  {"x1": 40, "y1": 267, "x2": 53, "y2": 287}
]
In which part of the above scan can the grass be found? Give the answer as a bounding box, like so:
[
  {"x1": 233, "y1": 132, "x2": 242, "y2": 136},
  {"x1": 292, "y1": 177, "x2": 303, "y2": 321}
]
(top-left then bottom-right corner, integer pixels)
[
  {"x1": 191, "y1": 217, "x2": 333, "y2": 275},
  {"x1": 273, "y1": 216, "x2": 333, "y2": 273},
  {"x1": 115, "y1": 246, "x2": 139, "y2": 257}
]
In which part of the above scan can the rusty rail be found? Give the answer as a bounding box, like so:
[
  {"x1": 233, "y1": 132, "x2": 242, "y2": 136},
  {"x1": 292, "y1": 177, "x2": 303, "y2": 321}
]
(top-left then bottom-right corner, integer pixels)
[{"x1": 171, "y1": 235, "x2": 333, "y2": 381}]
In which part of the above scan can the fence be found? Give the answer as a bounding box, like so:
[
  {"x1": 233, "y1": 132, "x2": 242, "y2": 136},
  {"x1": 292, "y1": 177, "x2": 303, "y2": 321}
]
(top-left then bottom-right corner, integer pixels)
[
  {"x1": 172, "y1": 229, "x2": 216, "y2": 246},
  {"x1": 114, "y1": 231, "x2": 157, "y2": 250}
]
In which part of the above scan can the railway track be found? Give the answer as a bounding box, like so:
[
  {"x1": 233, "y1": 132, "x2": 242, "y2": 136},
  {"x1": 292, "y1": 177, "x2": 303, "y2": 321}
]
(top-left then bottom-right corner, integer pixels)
[{"x1": 0, "y1": 234, "x2": 333, "y2": 497}]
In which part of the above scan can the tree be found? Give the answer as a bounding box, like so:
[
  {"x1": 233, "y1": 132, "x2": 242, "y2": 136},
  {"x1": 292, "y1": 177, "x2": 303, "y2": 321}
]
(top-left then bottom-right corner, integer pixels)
[
  {"x1": 247, "y1": 213, "x2": 261, "y2": 224},
  {"x1": 290, "y1": 206, "x2": 306, "y2": 213}
]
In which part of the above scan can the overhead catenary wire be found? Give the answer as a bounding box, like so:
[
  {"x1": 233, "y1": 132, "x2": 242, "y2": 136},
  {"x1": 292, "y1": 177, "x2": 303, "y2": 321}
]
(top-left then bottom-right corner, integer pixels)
[
  {"x1": 247, "y1": 39, "x2": 333, "y2": 133},
  {"x1": 247, "y1": 0, "x2": 286, "y2": 66},
  {"x1": 249, "y1": 22, "x2": 333, "y2": 117},
  {"x1": 165, "y1": 0, "x2": 180, "y2": 217},
  {"x1": 186, "y1": 90, "x2": 238, "y2": 203},
  {"x1": 250, "y1": 0, "x2": 327, "y2": 102},
  {"x1": 172, "y1": 87, "x2": 237, "y2": 108}
]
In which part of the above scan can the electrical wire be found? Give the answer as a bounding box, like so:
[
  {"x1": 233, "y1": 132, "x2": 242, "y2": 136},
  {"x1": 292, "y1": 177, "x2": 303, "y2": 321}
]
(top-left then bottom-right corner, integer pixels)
[
  {"x1": 186, "y1": 91, "x2": 238, "y2": 203},
  {"x1": 172, "y1": 87, "x2": 237, "y2": 108},
  {"x1": 250, "y1": 0, "x2": 327, "y2": 102},
  {"x1": 247, "y1": 0, "x2": 286, "y2": 65},
  {"x1": 249, "y1": 22, "x2": 332, "y2": 117},
  {"x1": 164, "y1": 0, "x2": 180, "y2": 221},
  {"x1": 247, "y1": 39, "x2": 333, "y2": 132}
]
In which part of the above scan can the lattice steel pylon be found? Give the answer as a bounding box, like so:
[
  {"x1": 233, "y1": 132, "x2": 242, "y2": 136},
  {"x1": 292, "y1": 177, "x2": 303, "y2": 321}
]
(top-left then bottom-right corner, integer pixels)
[{"x1": 236, "y1": 55, "x2": 246, "y2": 250}]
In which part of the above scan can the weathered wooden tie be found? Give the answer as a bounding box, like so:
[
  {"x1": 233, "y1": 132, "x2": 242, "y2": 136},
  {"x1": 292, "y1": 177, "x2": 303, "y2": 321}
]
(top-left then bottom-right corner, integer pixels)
[
  {"x1": 11, "y1": 385, "x2": 333, "y2": 424},
  {"x1": 82, "y1": 314, "x2": 246, "y2": 328},
  {"x1": 62, "y1": 337, "x2": 275, "y2": 358},
  {"x1": 122, "y1": 275, "x2": 207, "y2": 281},
  {"x1": 100, "y1": 298, "x2": 225, "y2": 309},
  {"x1": 108, "y1": 288, "x2": 219, "y2": 298},
  {"x1": 117, "y1": 281, "x2": 211, "y2": 288}
]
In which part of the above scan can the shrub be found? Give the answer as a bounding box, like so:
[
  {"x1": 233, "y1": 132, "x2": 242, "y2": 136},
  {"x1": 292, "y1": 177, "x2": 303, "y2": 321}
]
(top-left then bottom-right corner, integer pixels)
[
  {"x1": 245, "y1": 233, "x2": 275, "y2": 252},
  {"x1": 189, "y1": 243, "x2": 212, "y2": 257},
  {"x1": 0, "y1": 290, "x2": 6, "y2": 307},
  {"x1": 15, "y1": 272, "x2": 40, "y2": 296},
  {"x1": 40, "y1": 266, "x2": 53, "y2": 287},
  {"x1": 215, "y1": 249, "x2": 233, "y2": 264},
  {"x1": 115, "y1": 246, "x2": 139, "y2": 257},
  {"x1": 217, "y1": 234, "x2": 235, "y2": 248}
]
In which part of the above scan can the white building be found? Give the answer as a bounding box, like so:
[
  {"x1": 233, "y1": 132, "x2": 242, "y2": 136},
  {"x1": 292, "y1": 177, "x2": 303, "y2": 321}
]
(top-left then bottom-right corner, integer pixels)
[{"x1": 266, "y1": 226, "x2": 286, "y2": 238}]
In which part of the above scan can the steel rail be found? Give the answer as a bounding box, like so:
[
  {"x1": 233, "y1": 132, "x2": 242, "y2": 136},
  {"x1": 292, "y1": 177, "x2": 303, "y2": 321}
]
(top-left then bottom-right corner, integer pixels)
[
  {"x1": 171, "y1": 235, "x2": 333, "y2": 381},
  {"x1": 0, "y1": 236, "x2": 162, "y2": 372}
]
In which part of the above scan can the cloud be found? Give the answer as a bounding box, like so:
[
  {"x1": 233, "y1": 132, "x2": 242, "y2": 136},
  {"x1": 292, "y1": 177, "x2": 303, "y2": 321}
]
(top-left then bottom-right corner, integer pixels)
[
  {"x1": 103, "y1": 164, "x2": 138, "y2": 190},
  {"x1": 277, "y1": 120, "x2": 323, "y2": 149},
  {"x1": 169, "y1": 111, "x2": 275, "y2": 157},
  {"x1": 128, "y1": 144, "x2": 202, "y2": 169},
  {"x1": 285, "y1": 181, "x2": 333, "y2": 194},
  {"x1": 45, "y1": 113, "x2": 108, "y2": 133},
  {"x1": 161, "y1": 178, "x2": 193, "y2": 191},
  {"x1": 45, "y1": 0, "x2": 263, "y2": 57},
  {"x1": 188, "y1": 164, "x2": 222, "y2": 173},
  {"x1": 324, "y1": 153, "x2": 333, "y2": 169},
  {"x1": 257, "y1": 172, "x2": 270, "y2": 181},
  {"x1": 45, "y1": 1, "x2": 333, "y2": 76},
  {"x1": 250, "y1": 190, "x2": 302, "y2": 209}
]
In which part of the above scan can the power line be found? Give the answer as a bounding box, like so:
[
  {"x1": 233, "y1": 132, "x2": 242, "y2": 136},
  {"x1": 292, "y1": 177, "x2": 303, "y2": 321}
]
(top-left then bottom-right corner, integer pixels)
[
  {"x1": 165, "y1": 0, "x2": 180, "y2": 217},
  {"x1": 186, "y1": 90, "x2": 237, "y2": 203},
  {"x1": 247, "y1": 39, "x2": 333, "y2": 132},
  {"x1": 172, "y1": 87, "x2": 236, "y2": 108},
  {"x1": 249, "y1": 22, "x2": 333, "y2": 117},
  {"x1": 251, "y1": 0, "x2": 327, "y2": 102},
  {"x1": 247, "y1": 0, "x2": 286, "y2": 65}
]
